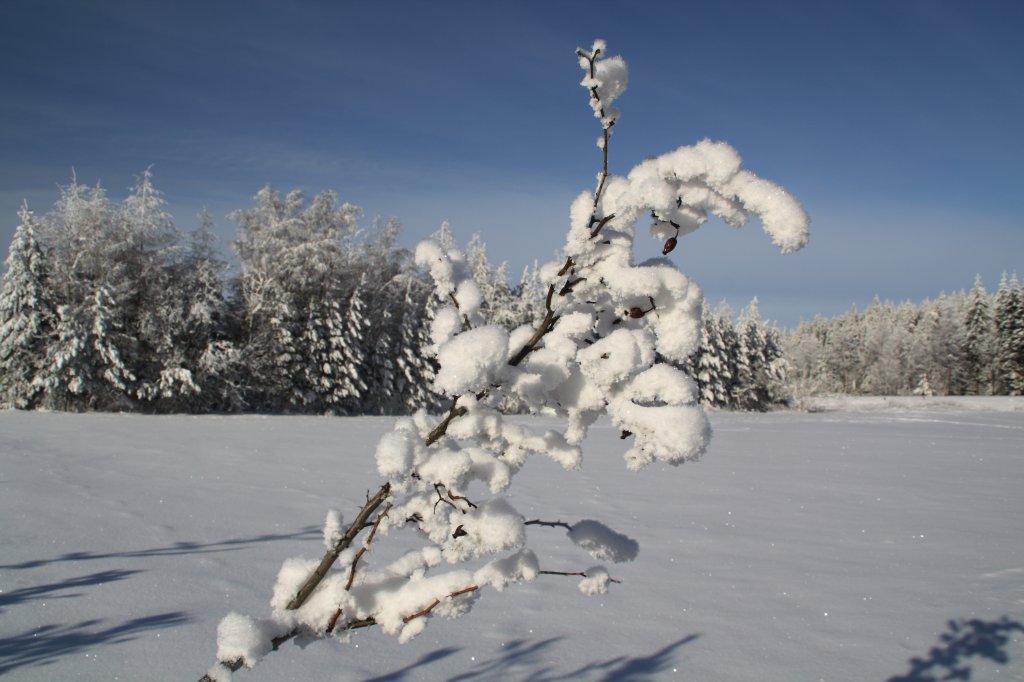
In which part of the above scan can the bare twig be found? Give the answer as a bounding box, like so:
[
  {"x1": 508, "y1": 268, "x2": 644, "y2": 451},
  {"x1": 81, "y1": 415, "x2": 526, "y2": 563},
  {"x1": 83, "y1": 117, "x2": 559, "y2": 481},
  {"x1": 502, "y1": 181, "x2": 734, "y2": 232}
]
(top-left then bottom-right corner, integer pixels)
[
  {"x1": 432, "y1": 482, "x2": 477, "y2": 513},
  {"x1": 525, "y1": 519, "x2": 574, "y2": 531},
  {"x1": 539, "y1": 569, "x2": 622, "y2": 584}
]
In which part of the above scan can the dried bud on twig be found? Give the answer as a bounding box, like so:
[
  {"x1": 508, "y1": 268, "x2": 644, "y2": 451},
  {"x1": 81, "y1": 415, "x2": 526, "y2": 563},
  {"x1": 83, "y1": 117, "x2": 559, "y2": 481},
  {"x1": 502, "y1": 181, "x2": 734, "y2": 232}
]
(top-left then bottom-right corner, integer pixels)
[{"x1": 624, "y1": 297, "x2": 656, "y2": 319}]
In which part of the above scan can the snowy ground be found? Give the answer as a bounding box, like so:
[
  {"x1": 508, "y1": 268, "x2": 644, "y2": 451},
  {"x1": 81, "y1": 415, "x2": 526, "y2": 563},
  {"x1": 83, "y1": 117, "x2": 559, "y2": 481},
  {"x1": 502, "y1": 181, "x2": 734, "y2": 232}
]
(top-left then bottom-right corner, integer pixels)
[{"x1": 1, "y1": 404, "x2": 1023, "y2": 681}]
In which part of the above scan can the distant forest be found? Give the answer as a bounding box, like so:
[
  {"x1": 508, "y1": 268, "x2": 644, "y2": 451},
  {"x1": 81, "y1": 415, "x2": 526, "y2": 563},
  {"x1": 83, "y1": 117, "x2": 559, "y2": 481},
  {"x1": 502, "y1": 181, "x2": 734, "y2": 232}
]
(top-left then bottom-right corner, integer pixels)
[
  {"x1": 783, "y1": 275, "x2": 1023, "y2": 398},
  {"x1": 1, "y1": 175, "x2": 1022, "y2": 413}
]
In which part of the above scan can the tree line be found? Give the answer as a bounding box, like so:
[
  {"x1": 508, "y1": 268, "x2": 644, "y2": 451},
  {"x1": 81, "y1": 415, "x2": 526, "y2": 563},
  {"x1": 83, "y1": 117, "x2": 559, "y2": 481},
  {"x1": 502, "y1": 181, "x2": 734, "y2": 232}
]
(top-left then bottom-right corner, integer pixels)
[
  {"x1": 0, "y1": 174, "x2": 443, "y2": 413},
  {"x1": 1, "y1": 175, "x2": 796, "y2": 413},
  {"x1": 783, "y1": 275, "x2": 1024, "y2": 397}
]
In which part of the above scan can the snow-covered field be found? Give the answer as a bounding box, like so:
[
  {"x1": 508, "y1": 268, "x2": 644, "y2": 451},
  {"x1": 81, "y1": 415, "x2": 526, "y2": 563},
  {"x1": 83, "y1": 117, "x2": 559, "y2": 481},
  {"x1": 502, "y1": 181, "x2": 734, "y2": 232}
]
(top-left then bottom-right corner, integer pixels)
[{"x1": 2, "y1": 404, "x2": 1023, "y2": 681}]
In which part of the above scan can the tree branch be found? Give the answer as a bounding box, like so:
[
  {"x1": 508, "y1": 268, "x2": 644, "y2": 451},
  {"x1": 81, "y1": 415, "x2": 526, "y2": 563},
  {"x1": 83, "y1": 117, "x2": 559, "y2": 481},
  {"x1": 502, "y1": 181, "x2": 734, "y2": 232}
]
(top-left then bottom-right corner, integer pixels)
[
  {"x1": 402, "y1": 585, "x2": 480, "y2": 623},
  {"x1": 508, "y1": 283, "x2": 558, "y2": 367},
  {"x1": 284, "y1": 482, "x2": 392, "y2": 611},
  {"x1": 346, "y1": 503, "x2": 391, "y2": 591},
  {"x1": 426, "y1": 398, "x2": 469, "y2": 446}
]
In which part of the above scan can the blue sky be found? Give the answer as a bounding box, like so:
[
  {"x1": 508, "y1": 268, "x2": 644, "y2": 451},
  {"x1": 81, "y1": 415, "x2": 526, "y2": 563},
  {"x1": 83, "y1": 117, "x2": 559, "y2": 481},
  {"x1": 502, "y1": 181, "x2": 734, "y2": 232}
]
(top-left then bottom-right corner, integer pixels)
[{"x1": 2, "y1": 0, "x2": 1021, "y2": 327}]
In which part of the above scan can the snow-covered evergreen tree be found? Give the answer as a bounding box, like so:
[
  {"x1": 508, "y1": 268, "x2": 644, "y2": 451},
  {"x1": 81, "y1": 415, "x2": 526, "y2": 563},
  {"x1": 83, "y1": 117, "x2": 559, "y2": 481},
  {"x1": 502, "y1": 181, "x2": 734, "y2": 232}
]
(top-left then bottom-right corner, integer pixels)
[
  {"x1": 994, "y1": 273, "x2": 1023, "y2": 395},
  {"x1": 335, "y1": 276, "x2": 370, "y2": 413},
  {"x1": 728, "y1": 299, "x2": 787, "y2": 410},
  {"x1": 88, "y1": 286, "x2": 139, "y2": 409},
  {"x1": 825, "y1": 306, "x2": 862, "y2": 393},
  {"x1": 165, "y1": 212, "x2": 242, "y2": 412},
  {"x1": 919, "y1": 294, "x2": 967, "y2": 395},
  {"x1": 33, "y1": 303, "x2": 92, "y2": 410},
  {"x1": 686, "y1": 304, "x2": 735, "y2": 407},
  {"x1": 231, "y1": 187, "x2": 361, "y2": 411},
  {"x1": 509, "y1": 261, "x2": 547, "y2": 331},
  {"x1": 466, "y1": 233, "x2": 519, "y2": 329},
  {"x1": 858, "y1": 297, "x2": 902, "y2": 395},
  {"x1": 295, "y1": 299, "x2": 346, "y2": 412},
  {"x1": 0, "y1": 206, "x2": 54, "y2": 408},
  {"x1": 33, "y1": 177, "x2": 127, "y2": 409},
  {"x1": 357, "y1": 218, "x2": 417, "y2": 414},
  {"x1": 963, "y1": 275, "x2": 995, "y2": 395},
  {"x1": 732, "y1": 299, "x2": 765, "y2": 409},
  {"x1": 783, "y1": 316, "x2": 835, "y2": 396}
]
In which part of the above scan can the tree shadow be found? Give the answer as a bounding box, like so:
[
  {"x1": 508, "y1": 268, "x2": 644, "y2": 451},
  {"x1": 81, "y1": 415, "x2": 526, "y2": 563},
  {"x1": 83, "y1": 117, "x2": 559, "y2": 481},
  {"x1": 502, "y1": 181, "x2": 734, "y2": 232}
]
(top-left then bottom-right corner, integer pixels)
[
  {"x1": 0, "y1": 611, "x2": 190, "y2": 675},
  {"x1": 0, "y1": 526, "x2": 320, "y2": 570},
  {"x1": 448, "y1": 637, "x2": 566, "y2": 681},
  {"x1": 886, "y1": 616, "x2": 1024, "y2": 681},
  {"x1": 362, "y1": 646, "x2": 463, "y2": 681},
  {"x1": 590, "y1": 635, "x2": 701, "y2": 681},
  {"x1": 368, "y1": 634, "x2": 699, "y2": 681},
  {"x1": 0, "y1": 569, "x2": 141, "y2": 613}
]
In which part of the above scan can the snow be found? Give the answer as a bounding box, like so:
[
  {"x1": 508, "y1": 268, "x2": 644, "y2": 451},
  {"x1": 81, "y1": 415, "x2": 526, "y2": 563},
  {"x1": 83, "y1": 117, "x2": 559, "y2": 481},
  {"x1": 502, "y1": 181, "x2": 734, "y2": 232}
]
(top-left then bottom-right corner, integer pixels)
[
  {"x1": 577, "y1": 566, "x2": 612, "y2": 596},
  {"x1": 214, "y1": 613, "x2": 278, "y2": 669},
  {"x1": 2, "y1": 407, "x2": 1022, "y2": 680},
  {"x1": 433, "y1": 325, "x2": 510, "y2": 395},
  {"x1": 322, "y1": 509, "x2": 343, "y2": 550},
  {"x1": 568, "y1": 520, "x2": 639, "y2": 563}
]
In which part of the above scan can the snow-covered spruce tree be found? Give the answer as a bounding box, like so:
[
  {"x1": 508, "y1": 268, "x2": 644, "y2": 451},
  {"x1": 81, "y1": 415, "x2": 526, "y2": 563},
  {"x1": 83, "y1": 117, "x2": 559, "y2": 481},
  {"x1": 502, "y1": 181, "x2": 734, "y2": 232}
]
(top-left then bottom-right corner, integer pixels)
[
  {"x1": 963, "y1": 275, "x2": 995, "y2": 395},
  {"x1": 994, "y1": 273, "x2": 1024, "y2": 395},
  {"x1": 730, "y1": 298, "x2": 788, "y2": 410},
  {"x1": 689, "y1": 305, "x2": 736, "y2": 407},
  {"x1": 0, "y1": 205, "x2": 54, "y2": 408},
  {"x1": 859, "y1": 297, "x2": 902, "y2": 396},
  {"x1": 116, "y1": 168, "x2": 185, "y2": 405},
  {"x1": 167, "y1": 211, "x2": 243, "y2": 413},
  {"x1": 198, "y1": 41, "x2": 808, "y2": 680},
  {"x1": 230, "y1": 187, "x2": 362, "y2": 411},
  {"x1": 31, "y1": 177, "x2": 146, "y2": 410}
]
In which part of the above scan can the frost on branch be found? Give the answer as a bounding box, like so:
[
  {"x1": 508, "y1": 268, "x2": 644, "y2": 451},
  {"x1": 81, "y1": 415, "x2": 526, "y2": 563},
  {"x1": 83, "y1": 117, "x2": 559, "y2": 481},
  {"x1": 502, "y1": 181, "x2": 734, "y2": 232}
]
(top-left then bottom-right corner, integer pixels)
[
  {"x1": 578, "y1": 39, "x2": 627, "y2": 132},
  {"x1": 200, "y1": 39, "x2": 809, "y2": 681}
]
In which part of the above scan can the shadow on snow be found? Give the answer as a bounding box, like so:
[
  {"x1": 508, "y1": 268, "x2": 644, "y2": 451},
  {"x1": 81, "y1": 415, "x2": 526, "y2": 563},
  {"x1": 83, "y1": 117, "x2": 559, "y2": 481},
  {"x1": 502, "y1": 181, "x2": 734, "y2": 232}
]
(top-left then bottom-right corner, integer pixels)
[
  {"x1": 0, "y1": 611, "x2": 190, "y2": 676},
  {"x1": 0, "y1": 569, "x2": 141, "y2": 613},
  {"x1": 886, "y1": 616, "x2": 1024, "y2": 681},
  {"x1": 0, "y1": 525, "x2": 321, "y2": 570},
  {"x1": 365, "y1": 634, "x2": 700, "y2": 681}
]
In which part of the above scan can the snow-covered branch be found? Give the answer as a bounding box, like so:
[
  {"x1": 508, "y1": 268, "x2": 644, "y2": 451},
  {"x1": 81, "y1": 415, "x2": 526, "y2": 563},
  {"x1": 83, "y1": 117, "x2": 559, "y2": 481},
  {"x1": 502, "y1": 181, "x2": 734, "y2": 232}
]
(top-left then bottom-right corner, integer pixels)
[{"x1": 198, "y1": 39, "x2": 808, "y2": 680}]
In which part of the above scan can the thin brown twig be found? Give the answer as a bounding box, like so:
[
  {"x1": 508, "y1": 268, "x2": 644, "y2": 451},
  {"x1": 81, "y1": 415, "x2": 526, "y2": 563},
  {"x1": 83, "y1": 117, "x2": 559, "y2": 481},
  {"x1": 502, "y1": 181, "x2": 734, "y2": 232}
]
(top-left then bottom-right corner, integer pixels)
[
  {"x1": 402, "y1": 585, "x2": 480, "y2": 623},
  {"x1": 525, "y1": 519, "x2": 574, "y2": 531},
  {"x1": 539, "y1": 569, "x2": 623, "y2": 584},
  {"x1": 432, "y1": 482, "x2": 476, "y2": 513},
  {"x1": 346, "y1": 503, "x2": 391, "y2": 591}
]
